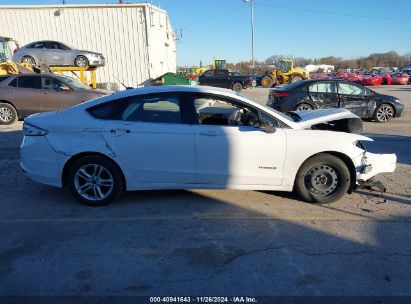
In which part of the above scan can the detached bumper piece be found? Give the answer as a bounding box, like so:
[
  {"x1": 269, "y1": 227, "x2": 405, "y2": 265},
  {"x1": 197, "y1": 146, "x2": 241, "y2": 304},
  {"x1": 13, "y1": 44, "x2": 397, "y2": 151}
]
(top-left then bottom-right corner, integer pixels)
[{"x1": 359, "y1": 178, "x2": 386, "y2": 193}]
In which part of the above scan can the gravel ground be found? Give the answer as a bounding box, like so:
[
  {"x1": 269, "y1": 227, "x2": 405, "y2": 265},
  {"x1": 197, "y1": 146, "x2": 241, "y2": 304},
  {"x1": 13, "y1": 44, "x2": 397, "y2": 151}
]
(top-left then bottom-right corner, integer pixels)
[{"x1": 0, "y1": 85, "x2": 410, "y2": 297}]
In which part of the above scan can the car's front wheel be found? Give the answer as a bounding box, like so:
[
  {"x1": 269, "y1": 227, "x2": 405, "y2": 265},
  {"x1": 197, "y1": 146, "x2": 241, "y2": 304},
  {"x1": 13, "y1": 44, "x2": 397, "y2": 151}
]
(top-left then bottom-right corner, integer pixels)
[
  {"x1": 373, "y1": 104, "x2": 394, "y2": 123},
  {"x1": 232, "y1": 82, "x2": 243, "y2": 93},
  {"x1": 74, "y1": 56, "x2": 89, "y2": 67},
  {"x1": 294, "y1": 153, "x2": 351, "y2": 204},
  {"x1": 67, "y1": 155, "x2": 123, "y2": 206}
]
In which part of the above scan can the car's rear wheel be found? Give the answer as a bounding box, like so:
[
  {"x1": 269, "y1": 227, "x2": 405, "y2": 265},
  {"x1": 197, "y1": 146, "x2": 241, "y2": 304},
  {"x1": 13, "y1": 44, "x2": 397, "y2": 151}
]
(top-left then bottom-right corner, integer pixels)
[
  {"x1": 232, "y1": 82, "x2": 243, "y2": 93},
  {"x1": 294, "y1": 154, "x2": 351, "y2": 204},
  {"x1": 74, "y1": 56, "x2": 89, "y2": 67},
  {"x1": 67, "y1": 155, "x2": 123, "y2": 206},
  {"x1": 21, "y1": 56, "x2": 36, "y2": 66},
  {"x1": 294, "y1": 103, "x2": 313, "y2": 111},
  {"x1": 261, "y1": 75, "x2": 273, "y2": 88},
  {"x1": 374, "y1": 104, "x2": 394, "y2": 123},
  {"x1": 0, "y1": 103, "x2": 18, "y2": 125}
]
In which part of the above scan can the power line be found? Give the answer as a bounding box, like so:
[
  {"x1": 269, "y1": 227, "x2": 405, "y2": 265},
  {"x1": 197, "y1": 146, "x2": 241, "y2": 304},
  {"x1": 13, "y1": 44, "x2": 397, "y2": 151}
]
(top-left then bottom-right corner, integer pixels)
[{"x1": 256, "y1": 1, "x2": 410, "y2": 22}]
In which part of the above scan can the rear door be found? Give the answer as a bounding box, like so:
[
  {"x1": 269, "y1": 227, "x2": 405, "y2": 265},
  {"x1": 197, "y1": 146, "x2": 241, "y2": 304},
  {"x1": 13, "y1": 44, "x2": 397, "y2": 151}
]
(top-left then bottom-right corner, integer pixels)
[
  {"x1": 212, "y1": 69, "x2": 230, "y2": 88},
  {"x1": 337, "y1": 82, "x2": 375, "y2": 117},
  {"x1": 100, "y1": 93, "x2": 196, "y2": 185},
  {"x1": 307, "y1": 81, "x2": 338, "y2": 108}
]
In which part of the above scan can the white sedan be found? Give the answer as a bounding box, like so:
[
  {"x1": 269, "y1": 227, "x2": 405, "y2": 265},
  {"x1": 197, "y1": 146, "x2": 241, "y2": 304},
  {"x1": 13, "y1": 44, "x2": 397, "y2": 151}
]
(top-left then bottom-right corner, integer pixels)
[{"x1": 20, "y1": 86, "x2": 396, "y2": 206}]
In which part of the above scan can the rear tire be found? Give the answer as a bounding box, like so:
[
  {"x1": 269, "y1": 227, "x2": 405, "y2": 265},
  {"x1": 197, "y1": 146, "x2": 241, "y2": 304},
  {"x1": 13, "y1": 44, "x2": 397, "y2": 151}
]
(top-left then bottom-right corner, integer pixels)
[
  {"x1": 373, "y1": 104, "x2": 394, "y2": 123},
  {"x1": 294, "y1": 103, "x2": 313, "y2": 111},
  {"x1": 294, "y1": 154, "x2": 351, "y2": 204},
  {"x1": 232, "y1": 82, "x2": 242, "y2": 93},
  {"x1": 67, "y1": 155, "x2": 123, "y2": 206},
  {"x1": 21, "y1": 56, "x2": 36, "y2": 66},
  {"x1": 261, "y1": 75, "x2": 273, "y2": 88},
  {"x1": 0, "y1": 103, "x2": 18, "y2": 125}
]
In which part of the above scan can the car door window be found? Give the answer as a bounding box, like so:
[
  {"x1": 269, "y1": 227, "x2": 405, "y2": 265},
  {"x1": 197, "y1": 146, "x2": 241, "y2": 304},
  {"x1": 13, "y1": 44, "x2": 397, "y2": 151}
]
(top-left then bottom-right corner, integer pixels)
[
  {"x1": 338, "y1": 83, "x2": 367, "y2": 96},
  {"x1": 17, "y1": 76, "x2": 41, "y2": 89},
  {"x1": 309, "y1": 82, "x2": 336, "y2": 93},
  {"x1": 42, "y1": 77, "x2": 71, "y2": 91},
  {"x1": 50, "y1": 42, "x2": 69, "y2": 51},
  {"x1": 214, "y1": 70, "x2": 226, "y2": 77},
  {"x1": 202, "y1": 70, "x2": 214, "y2": 78},
  {"x1": 28, "y1": 42, "x2": 47, "y2": 49},
  {"x1": 194, "y1": 95, "x2": 259, "y2": 127}
]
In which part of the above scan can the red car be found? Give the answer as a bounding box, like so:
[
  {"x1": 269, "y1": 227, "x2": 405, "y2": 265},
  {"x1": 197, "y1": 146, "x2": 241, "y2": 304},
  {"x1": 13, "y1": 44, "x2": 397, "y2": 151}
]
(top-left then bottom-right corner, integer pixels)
[
  {"x1": 391, "y1": 72, "x2": 409, "y2": 85},
  {"x1": 379, "y1": 73, "x2": 393, "y2": 85},
  {"x1": 361, "y1": 74, "x2": 382, "y2": 86},
  {"x1": 334, "y1": 72, "x2": 350, "y2": 79},
  {"x1": 346, "y1": 73, "x2": 363, "y2": 83}
]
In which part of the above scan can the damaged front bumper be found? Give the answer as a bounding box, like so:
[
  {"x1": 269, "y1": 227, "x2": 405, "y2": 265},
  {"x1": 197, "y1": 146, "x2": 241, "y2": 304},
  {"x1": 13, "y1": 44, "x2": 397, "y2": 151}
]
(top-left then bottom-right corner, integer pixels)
[{"x1": 355, "y1": 151, "x2": 397, "y2": 190}]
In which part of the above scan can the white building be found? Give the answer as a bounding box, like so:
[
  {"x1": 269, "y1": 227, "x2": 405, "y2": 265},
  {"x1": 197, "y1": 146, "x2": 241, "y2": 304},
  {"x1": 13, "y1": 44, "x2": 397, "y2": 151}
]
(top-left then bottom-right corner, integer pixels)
[{"x1": 0, "y1": 3, "x2": 176, "y2": 88}]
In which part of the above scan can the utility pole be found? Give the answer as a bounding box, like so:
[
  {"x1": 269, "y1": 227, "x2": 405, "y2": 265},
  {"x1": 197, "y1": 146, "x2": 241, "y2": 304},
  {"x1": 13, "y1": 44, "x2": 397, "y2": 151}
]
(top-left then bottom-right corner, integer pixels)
[
  {"x1": 243, "y1": 0, "x2": 255, "y2": 70},
  {"x1": 119, "y1": 0, "x2": 124, "y2": 4}
]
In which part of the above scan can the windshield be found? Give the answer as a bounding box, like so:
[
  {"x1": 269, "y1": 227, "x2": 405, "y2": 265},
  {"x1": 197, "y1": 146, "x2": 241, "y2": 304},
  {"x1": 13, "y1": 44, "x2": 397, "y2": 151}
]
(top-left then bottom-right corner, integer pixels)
[
  {"x1": 236, "y1": 92, "x2": 294, "y2": 122},
  {"x1": 0, "y1": 39, "x2": 13, "y2": 61},
  {"x1": 278, "y1": 61, "x2": 292, "y2": 73},
  {"x1": 57, "y1": 76, "x2": 91, "y2": 90}
]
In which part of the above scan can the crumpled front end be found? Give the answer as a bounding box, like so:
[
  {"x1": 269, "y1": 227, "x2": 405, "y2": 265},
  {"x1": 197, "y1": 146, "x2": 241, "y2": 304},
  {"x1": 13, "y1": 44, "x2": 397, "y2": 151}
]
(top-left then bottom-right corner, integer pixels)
[{"x1": 354, "y1": 151, "x2": 397, "y2": 183}]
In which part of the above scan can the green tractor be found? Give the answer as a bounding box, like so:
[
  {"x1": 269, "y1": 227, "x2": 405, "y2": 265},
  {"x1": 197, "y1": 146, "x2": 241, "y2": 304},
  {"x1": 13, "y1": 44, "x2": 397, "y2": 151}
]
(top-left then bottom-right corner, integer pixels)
[{"x1": 261, "y1": 59, "x2": 309, "y2": 88}]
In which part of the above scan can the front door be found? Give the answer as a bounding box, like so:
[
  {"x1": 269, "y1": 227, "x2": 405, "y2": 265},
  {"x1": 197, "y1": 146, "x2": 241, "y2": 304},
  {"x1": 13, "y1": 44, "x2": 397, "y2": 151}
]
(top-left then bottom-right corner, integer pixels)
[
  {"x1": 337, "y1": 82, "x2": 374, "y2": 117},
  {"x1": 191, "y1": 94, "x2": 287, "y2": 186},
  {"x1": 307, "y1": 81, "x2": 339, "y2": 108},
  {"x1": 101, "y1": 93, "x2": 196, "y2": 184},
  {"x1": 40, "y1": 76, "x2": 76, "y2": 111}
]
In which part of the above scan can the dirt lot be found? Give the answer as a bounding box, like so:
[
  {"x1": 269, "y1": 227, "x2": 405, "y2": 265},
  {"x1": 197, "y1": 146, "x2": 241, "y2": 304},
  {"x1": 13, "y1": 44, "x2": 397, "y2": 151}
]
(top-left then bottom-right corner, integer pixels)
[{"x1": 0, "y1": 85, "x2": 410, "y2": 297}]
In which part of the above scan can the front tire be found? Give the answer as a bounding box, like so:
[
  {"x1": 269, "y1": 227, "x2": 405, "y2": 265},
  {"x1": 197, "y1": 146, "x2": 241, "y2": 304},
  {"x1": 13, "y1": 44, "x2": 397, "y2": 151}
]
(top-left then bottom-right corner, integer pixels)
[
  {"x1": 67, "y1": 155, "x2": 123, "y2": 206},
  {"x1": 294, "y1": 154, "x2": 351, "y2": 204},
  {"x1": 232, "y1": 82, "x2": 243, "y2": 93},
  {"x1": 74, "y1": 56, "x2": 89, "y2": 67},
  {"x1": 373, "y1": 104, "x2": 394, "y2": 123},
  {"x1": 0, "y1": 103, "x2": 18, "y2": 125},
  {"x1": 261, "y1": 75, "x2": 273, "y2": 88}
]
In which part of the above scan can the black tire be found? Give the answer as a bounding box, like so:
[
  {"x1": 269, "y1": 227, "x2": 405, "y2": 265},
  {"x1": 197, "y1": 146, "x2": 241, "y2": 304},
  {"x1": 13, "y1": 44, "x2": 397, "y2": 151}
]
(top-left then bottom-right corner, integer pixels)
[
  {"x1": 294, "y1": 103, "x2": 313, "y2": 111},
  {"x1": 74, "y1": 56, "x2": 89, "y2": 67},
  {"x1": 232, "y1": 82, "x2": 242, "y2": 93},
  {"x1": 0, "y1": 103, "x2": 18, "y2": 125},
  {"x1": 291, "y1": 75, "x2": 303, "y2": 83},
  {"x1": 373, "y1": 103, "x2": 394, "y2": 123},
  {"x1": 67, "y1": 155, "x2": 123, "y2": 206},
  {"x1": 294, "y1": 153, "x2": 351, "y2": 204},
  {"x1": 21, "y1": 56, "x2": 36, "y2": 66},
  {"x1": 261, "y1": 75, "x2": 273, "y2": 88}
]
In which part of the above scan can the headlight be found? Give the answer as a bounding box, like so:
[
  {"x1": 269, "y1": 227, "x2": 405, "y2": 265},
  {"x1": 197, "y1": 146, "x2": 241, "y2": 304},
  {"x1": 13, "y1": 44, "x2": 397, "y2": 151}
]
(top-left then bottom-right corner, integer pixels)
[{"x1": 23, "y1": 123, "x2": 47, "y2": 136}]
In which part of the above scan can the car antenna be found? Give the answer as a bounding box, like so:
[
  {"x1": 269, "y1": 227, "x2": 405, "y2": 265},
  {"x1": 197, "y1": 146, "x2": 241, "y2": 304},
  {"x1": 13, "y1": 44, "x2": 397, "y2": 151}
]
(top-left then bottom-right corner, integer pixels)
[{"x1": 113, "y1": 76, "x2": 134, "y2": 90}]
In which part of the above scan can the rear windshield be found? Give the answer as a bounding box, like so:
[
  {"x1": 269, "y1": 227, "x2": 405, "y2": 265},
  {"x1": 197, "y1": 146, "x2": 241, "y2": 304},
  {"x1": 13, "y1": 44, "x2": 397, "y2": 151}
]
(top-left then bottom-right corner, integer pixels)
[{"x1": 279, "y1": 80, "x2": 306, "y2": 90}]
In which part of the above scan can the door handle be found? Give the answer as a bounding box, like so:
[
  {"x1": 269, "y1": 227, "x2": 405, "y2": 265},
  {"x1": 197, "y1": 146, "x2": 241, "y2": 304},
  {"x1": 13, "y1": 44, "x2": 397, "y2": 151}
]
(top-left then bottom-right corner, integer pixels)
[
  {"x1": 43, "y1": 92, "x2": 48, "y2": 95},
  {"x1": 110, "y1": 128, "x2": 130, "y2": 134},
  {"x1": 199, "y1": 132, "x2": 218, "y2": 137}
]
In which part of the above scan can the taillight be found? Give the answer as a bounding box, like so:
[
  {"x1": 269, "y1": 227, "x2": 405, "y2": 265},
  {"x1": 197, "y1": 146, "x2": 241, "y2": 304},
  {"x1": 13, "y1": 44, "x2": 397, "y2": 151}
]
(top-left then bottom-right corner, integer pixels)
[{"x1": 274, "y1": 91, "x2": 289, "y2": 97}]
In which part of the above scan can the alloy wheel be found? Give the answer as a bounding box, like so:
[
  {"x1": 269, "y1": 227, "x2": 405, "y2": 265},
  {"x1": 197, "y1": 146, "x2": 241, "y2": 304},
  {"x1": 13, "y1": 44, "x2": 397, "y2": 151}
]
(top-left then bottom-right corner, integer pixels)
[
  {"x1": 75, "y1": 57, "x2": 88, "y2": 67},
  {"x1": 376, "y1": 105, "x2": 394, "y2": 122},
  {"x1": 74, "y1": 164, "x2": 114, "y2": 201},
  {"x1": 295, "y1": 104, "x2": 312, "y2": 111},
  {"x1": 0, "y1": 107, "x2": 13, "y2": 123},
  {"x1": 304, "y1": 164, "x2": 340, "y2": 198}
]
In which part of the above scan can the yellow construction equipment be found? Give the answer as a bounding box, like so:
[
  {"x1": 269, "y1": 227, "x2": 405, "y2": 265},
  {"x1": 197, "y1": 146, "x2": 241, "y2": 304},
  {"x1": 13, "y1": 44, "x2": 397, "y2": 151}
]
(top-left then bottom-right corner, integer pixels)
[
  {"x1": 0, "y1": 35, "x2": 38, "y2": 75},
  {"x1": 260, "y1": 59, "x2": 310, "y2": 88},
  {"x1": 50, "y1": 66, "x2": 97, "y2": 89}
]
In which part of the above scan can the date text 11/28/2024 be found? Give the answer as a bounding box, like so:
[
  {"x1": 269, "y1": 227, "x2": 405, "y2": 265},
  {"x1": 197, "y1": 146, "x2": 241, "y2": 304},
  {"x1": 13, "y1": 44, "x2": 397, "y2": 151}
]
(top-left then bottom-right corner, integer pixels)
[{"x1": 149, "y1": 296, "x2": 257, "y2": 303}]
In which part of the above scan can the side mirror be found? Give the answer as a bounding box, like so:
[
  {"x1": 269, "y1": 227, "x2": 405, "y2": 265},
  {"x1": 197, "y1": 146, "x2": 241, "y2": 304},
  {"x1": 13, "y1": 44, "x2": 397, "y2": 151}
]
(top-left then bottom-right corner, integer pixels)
[
  {"x1": 58, "y1": 86, "x2": 71, "y2": 92},
  {"x1": 260, "y1": 125, "x2": 276, "y2": 134}
]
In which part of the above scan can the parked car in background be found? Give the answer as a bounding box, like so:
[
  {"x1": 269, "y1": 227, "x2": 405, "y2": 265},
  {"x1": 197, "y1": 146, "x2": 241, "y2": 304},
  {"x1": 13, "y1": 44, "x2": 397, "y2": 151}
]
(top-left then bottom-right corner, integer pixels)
[
  {"x1": 346, "y1": 73, "x2": 363, "y2": 84},
  {"x1": 266, "y1": 79, "x2": 404, "y2": 123},
  {"x1": 378, "y1": 72, "x2": 393, "y2": 85},
  {"x1": 198, "y1": 69, "x2": 252, "y2": 92},
  {"x1": 401, "y1": 69, "x2": 411, "y2": 83},
  {"x1": 361, "y1": 74, "x2": 382, "y2": 86},
  {"x1": 13, "y1": 40, "x2": 105, "y2": 67},
  {"x1": 21, "y1": 85, "x2": 396, "y2": 206},
  {"x1": 391, "y1": 72, "x2": 409, "y2": 85},
  {"x1": 0, "y1": 74, "x2": 107, "y2": 124}
]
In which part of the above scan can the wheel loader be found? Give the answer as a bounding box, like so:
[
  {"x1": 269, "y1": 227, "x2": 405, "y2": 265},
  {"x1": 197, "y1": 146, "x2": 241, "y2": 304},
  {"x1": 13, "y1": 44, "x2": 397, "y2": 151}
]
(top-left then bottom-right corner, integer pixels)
[
  {"x1": 260, "y1": 59, "x2": 309, "y2": 88},
  {"x1": 0, "y1": 36, "x2": 38, "y2": 75}
]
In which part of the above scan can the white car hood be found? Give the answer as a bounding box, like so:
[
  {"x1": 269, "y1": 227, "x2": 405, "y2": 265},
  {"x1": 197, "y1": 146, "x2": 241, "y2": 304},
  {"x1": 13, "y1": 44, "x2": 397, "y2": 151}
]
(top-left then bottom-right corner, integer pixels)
[{"x1": 289, "y1": 108, "x2": 360, "y2": 129}]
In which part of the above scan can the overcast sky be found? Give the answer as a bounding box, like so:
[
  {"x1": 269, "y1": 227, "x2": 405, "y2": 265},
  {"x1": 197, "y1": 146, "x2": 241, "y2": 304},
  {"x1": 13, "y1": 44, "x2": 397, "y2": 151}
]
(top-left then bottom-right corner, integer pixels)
[{"x1": 3, "y1": 0, "x2": 411, "y2": 66}]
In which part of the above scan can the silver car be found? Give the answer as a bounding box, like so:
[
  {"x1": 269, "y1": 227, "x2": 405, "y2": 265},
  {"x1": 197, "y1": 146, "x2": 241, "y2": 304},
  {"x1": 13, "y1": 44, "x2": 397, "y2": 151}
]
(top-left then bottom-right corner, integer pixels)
[{"x1": 13, "y1": 40, "x2": 105, "y2": 67}]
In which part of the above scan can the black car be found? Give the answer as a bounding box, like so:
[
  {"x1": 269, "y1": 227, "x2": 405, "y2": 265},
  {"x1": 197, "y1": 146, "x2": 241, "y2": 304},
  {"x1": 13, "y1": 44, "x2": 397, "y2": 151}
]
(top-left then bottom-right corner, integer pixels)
[
  {"x1": 198, "y1": 69, "x2": 252, "y2": 92},
  {"x1": 266, "y1": 79, "x2": 404, "y2": 123}
]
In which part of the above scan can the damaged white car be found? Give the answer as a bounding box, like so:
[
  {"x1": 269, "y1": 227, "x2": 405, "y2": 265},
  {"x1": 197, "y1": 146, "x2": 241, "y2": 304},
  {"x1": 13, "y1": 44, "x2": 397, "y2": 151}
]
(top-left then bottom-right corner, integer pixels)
[{"x1": 20, "y1": 86, "x2": 397, "y2": 206}]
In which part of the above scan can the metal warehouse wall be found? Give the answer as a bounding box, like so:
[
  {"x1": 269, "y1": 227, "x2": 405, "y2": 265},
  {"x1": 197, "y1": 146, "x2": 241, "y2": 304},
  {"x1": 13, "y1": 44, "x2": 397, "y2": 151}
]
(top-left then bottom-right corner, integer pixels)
[{"x1": 0, "y1": 3, "x2": 177, "y2": 87}]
